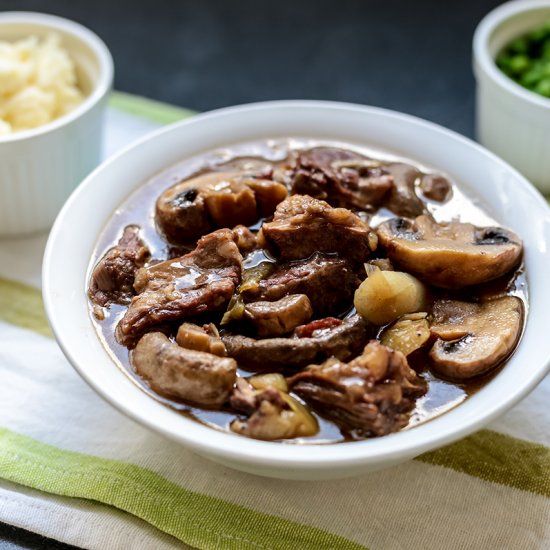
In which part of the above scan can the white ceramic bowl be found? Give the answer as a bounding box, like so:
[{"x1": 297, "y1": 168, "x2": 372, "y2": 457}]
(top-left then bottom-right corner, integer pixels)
[
  {"x1": 474, "y1": 0, "x2": 550, "y2": 194},
  {"x1": 43, "y1": 101, "x2": 550, "y2": 480},
  {"x1": 0, "y1": 12, "x2": 113, "y2": 236}
]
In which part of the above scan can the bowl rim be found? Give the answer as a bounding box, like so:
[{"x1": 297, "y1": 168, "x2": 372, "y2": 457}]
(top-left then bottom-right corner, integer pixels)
[
  {"x1": 0, "y1": 11, "x2": 114, "y2": 143},
  {"x1": 43, "y1": 100, "x2": 550, "y2": 471},
  {"x1": 473, "y1": 0, "x2": 550, "y2": 110}
]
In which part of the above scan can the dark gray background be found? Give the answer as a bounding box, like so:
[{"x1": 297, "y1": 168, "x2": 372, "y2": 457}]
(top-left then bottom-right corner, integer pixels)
[{"x1": 0, "y1": 0, "x2": 502, "y2": 547}]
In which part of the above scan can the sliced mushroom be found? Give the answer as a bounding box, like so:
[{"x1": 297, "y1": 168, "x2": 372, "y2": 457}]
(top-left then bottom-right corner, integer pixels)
[
  {"x1": 131, "y1": 332, "x2": 237, "y2": 407},
  {"x1": 243, "y1": 178, "x2": 288, "y2": 216},
  {"x1": 243, "y1": 294, "x2": 313, "y2": 337},
  {"x1": 384, "y1": 163, "x2": 426, "y2": 218},
  {"x1": 429, "y1": 297, "x2": 523, "y2": 379},
  {"x1": 156, "y1": 172, "x2": 287, "y2": 245},
  {"x1": 155, "y1": 173, "x2": 219, "y2": 244},
  {"x1": 377, "y1": 215, "x2": 523, "y2": 288},
  {"x1": 202, "y1": 177, "x2": 257, "y2": 228},
  {"x1": 176, "y1": 322, "x2": 227, "y2": 356},
  {"x1": 419, "y1": 174, "x2": 452, "y2": 202}
]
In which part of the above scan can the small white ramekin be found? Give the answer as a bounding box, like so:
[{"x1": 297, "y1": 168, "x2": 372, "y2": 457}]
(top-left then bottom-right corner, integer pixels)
[
  {"x1": 474, "y1": 0, "x2": 550, "y2": 195},
  {"x1": 0, "y1": 12, "x2": 113, "y2": 236}
]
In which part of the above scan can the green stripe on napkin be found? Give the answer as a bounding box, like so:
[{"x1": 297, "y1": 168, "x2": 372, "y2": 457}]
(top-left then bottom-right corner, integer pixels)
[
  {"x1": 0, "y1": 278, "x2": 51, "y2": 338},
  {"x1": 109, "y1": 91, "x2": 196, "y2": 125},
  {"x1": 419, "y1": 430, "x2": 550, "y2": 497},
  {"x1": 0, "y1": 428, "x2": 366, "y2": 550}
]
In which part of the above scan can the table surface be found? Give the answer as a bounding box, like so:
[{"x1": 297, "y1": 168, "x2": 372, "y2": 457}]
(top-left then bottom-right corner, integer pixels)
[{"x1": 0, "y1": 0, "x2": 503, "y2": 547}]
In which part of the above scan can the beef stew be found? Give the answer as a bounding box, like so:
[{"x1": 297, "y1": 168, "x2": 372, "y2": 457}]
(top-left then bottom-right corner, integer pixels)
[{"x1": 87, "y1": 139, "x2": 526, "y2": 443}]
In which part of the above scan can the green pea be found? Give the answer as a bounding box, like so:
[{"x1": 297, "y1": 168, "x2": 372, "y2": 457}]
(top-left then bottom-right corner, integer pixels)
[
  {"x1": 508, "y1": 36, "x2": 529, "y2": 53},
  {"x1": 508, "y1": 54, "x2": 531, "y2": 75},
  {"x1": 495, "y1": 52, "x2": 510, "y2": 69},
  {"x1": 534, "y1": 77, "x2": 550, "y2": 97},
  {"x1": 496, "y1": 52, "x2": 510, "y2": 67},
  {"x1": 496, "y1": 53, "x2": 512, "y2": 74},
  {"x1": 530, "y1": 27, "x2": 548, "y2": 43},
  {"x1": 520, "y1": 68, "x2": 543, "y2": 87}
]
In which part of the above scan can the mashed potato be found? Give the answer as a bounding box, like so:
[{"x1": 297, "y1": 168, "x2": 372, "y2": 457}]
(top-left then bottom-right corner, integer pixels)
[{"x1": 0, "y1": 34, "x2": 84, "y2": 134}]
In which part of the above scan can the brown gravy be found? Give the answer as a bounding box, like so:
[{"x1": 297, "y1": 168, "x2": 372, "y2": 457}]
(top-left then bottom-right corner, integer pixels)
[{"x1": 88, "y1": 138, "x2": 527, "y2": 444}]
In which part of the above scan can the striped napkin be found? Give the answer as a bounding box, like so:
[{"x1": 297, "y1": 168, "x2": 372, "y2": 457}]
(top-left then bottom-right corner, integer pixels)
[{"x1": 1, "y1": 92, "x2": 550, "y2": 550}]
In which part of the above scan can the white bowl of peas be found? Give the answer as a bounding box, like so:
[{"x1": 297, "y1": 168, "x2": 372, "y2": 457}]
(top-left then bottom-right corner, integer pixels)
[{"x1": 474, "y1": 0, "x2": 550, "y2": 194}]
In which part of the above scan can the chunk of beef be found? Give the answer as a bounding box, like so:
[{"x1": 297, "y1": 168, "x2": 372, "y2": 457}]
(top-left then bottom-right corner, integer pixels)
[
  {"x1": 288, "y1": 340, "x2": 427, "y2": 437},
  {"x1": 261, "y1": 195, "x2": 376, "y2": 263},
  {"x1": 244, "y1": 294, "x2": 313, "y2": 337},
  {"x1": 131, "y1": 332, "x2": 236, "y2": 407},
  {"x1": 384, "y1": 163, "x2": 427, "y2": 218},
  {"x1": 116, "y1": 229, "x2": 242, "y2": 346},
  {"x1": 242, "y1": 253, "x2": 359, "y2": 316},
  {"x1": 290, "y1": 147, "x2": 393, "y2": 210},
  {"x1": 233, "y1": 225, "x2": 258, "y2": 253},
  {"x1": 176, "y1": 323, "x2": 227, "y2": 356},
  {"x1": 222, "y1": 314, "x2": 372, "y2": 370},
  {"x1": 88, "y1": 225, "x2": 150, "y2": 307}
]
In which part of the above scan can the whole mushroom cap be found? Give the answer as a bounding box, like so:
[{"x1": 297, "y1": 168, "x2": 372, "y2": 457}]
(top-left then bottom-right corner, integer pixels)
[{"x1": 376, "y1": 215, "x2": 523, "y2": 288}]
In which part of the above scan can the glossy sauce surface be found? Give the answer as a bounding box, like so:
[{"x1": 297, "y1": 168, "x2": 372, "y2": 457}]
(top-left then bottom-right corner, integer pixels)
[{"x1": 88, "y1": 138, "x2": 527, "y2": 444}]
